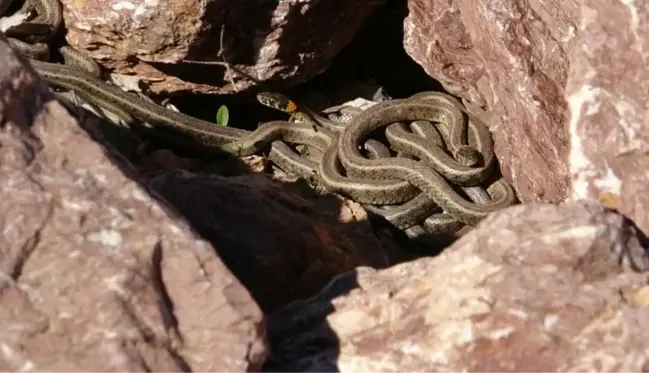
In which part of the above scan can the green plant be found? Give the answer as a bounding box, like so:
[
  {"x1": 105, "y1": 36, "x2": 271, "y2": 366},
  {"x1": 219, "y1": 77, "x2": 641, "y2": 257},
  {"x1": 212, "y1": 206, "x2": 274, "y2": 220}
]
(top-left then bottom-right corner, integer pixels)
[{"x1": 216, "y1": 105, "x2": 230, "y2": 126}]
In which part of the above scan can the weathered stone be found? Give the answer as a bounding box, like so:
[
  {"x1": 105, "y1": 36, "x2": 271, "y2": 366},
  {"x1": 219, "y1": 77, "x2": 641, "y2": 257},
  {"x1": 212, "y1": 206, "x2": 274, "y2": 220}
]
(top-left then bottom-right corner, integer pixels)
[
  {"x1": 0, "y1": 37, "x2": 266, "y2": 371},
  {"x1": 144, "y1": 169, "x2": 408, "y2": 313},
  {"x1": 265, "y1": 202, "x2": 649, "y2": 371},
  {"x1": 60, "y1": 0, "x2": 385, "y2": 94},
  {"x1": 565, "y1": 0, "x2": 649, "y2": 236},
  {"x1": 403, "y1": 0, "x2": 579, "y2": 204},
  {"x1": 403, "y1": 0, "x2": 649, "y2": 236}
]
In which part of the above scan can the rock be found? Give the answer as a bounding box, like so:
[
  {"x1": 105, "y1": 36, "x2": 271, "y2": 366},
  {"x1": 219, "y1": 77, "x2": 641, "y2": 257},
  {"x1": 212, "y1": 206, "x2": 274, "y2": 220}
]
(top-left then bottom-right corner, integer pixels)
[
  {"x1": 403, "y1": 0, "x2": 649, "y2": 236},
  {"x1": 265, "y1": 202, "x2": 649, "y2": 371},
  {"x1": 0, "y1": 37, "x2": 266, "y2": 371},
  {"x1": 60, "y1": 0, "x2": 385, "y2": 94},
  {"x1": 144, "y1": 169, "x2": 409, "y2": 313},
  {"x1": 565, "y1": 0, "x2": 649, "y2": 236},
  {"x1": 403, "y1": 0, "x2": 578, "y2": 204}
]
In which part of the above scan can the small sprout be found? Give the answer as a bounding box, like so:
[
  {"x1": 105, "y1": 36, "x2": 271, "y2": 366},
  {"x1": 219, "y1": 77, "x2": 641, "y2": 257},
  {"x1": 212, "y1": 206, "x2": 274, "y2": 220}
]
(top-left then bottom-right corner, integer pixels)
[{"x1": 216, "y1": 105, "x2": 230, "y2": 126}]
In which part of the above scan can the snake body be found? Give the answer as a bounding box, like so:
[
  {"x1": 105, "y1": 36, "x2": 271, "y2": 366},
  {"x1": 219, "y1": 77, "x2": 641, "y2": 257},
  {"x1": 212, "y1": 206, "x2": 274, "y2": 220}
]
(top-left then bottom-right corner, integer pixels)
[
  {"x1": 258, "y1": 91, "x2": 495, "y2": 186},
  {"x1": 336, "y1": 100, "x2": 516, "y2": 226},
  {"x1": 256, "y1": 91, "x2": 515, "y2": 230}
]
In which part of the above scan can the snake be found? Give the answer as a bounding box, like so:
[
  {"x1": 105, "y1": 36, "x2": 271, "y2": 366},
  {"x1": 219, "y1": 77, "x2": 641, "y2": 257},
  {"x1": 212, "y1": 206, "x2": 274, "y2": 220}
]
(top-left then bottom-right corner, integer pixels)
[
  {"x1": 257, "y1": 91, "x2": 495, "y2": 186},
  {"x1": 256, "y1": 91, "x2": 514, "y2": 231},
  {"x1": 335, "y1": 99, "x2": 516, "y2": 226}
]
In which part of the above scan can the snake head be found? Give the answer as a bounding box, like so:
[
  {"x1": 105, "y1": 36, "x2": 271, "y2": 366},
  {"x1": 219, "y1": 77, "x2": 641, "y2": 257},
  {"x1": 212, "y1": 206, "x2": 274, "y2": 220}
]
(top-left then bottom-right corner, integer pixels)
[
  {"x1": 453, "y1": 145, "x2": 483, "y2": 167},
  {"x1": 256, "y1": 92, "x2": 296, "y2": 113}
]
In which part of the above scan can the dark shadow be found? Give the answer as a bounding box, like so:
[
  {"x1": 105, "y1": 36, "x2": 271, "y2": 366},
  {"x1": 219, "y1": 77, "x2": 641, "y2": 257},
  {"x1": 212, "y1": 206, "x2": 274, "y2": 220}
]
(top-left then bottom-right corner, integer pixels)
[
  {"x1": 617, "y1": 215, "x2": 649, "y2": 272},
  {"x1": 262, "y1": 268, "x2": 361, "y2": 372},
  {"x1": 283, "y1": 0, "x2": 444, "y2": 103}
]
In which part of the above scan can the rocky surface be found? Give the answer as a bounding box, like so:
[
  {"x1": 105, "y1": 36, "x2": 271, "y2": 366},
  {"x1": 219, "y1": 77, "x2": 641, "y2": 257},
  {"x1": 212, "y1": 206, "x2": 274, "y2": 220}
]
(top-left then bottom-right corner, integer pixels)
[
  {"x1": 0, "y1": 37, "x2": 267, "y2": 371},
  {"x1": 565, "y1": 0, "x2": 649, "y2": 236},
  {"x1": 144, "y1": 169, "x2": 408, "y2": 313},
  {"x1": 265, "y1": 202, "x2": 649, "y2": 371},
  {"x1": 60, "y1": 0, "x2": 385, "y2": 94},
  {"x1": 403, "y1": 0, "x2": 649, "y2": 238},
  {"x1": 403, "y1": 0, "x2": 578, "y2": 204}
]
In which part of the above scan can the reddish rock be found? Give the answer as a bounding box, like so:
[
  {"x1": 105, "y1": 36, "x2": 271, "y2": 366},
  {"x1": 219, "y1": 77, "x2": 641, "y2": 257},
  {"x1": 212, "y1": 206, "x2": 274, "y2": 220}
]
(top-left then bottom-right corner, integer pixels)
[
  {"x1": 403, "y1": 0, "x2": 578, "y2": 204},
  {"x1": 265, "y1": 202, "x2": 649, "y2": 371},
  {"x1": 60, "y1": 0, "x2": 385, "y2": 94},
  {"x1": 0, "y1": 37, "x2": 265, "y2": 371},
  {"x1": 403, "y1": 0, "x2": 649, "y2": 236},
  {"x1": 565, "y1": 0, "x2": 649, "y2": 236}
]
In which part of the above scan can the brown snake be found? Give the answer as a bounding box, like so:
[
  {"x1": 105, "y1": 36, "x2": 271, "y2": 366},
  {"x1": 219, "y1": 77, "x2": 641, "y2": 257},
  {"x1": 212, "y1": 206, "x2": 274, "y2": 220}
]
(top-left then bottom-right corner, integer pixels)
[{"x1": 257, "y1": 92, "x2": 517, "y2": 229}]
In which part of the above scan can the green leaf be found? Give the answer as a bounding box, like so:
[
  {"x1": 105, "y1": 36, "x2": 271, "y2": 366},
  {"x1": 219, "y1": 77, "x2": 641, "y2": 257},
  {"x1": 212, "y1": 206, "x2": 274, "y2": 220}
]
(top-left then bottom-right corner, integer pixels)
[{"x1": 216, "y1": 105, "x2": 230, "y2": 126}]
